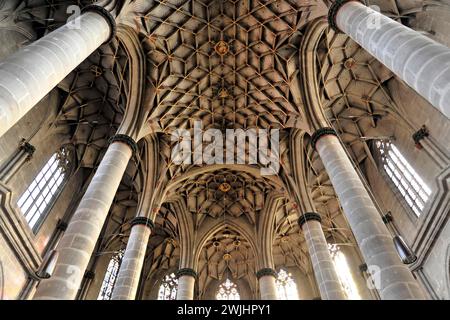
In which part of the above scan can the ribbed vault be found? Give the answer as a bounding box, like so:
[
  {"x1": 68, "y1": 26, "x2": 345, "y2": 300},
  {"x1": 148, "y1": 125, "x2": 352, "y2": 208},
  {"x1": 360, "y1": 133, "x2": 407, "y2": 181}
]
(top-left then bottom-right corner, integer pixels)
[{"x1": 4, "y1": 0, "x2": 446, "y2": 300}]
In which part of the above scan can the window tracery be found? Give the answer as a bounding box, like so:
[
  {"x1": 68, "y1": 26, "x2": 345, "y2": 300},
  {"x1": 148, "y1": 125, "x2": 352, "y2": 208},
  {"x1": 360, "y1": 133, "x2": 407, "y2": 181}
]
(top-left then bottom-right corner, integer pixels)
[
  {"x1": 158, "y1": 273, "x2": 178, "y2": 300},
  {"x1": 216, "y1": 279, "x2": 240, "y2": 300}
]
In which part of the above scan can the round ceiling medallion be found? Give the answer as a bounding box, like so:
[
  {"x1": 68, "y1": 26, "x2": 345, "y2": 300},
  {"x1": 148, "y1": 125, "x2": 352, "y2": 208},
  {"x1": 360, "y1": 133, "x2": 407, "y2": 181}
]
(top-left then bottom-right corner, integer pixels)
[
  {"x1": 223, "y1": 253, "x2": 232, "y2": 261},
  {"x1": 215, "y1": 40, "x2": 229, "y2": 55},
  {"x1": 219, "y1": 182, "x2": 231, "y2": 192},
  {"x1": 218, "y1": 88, "x2": 229, "y2": 98},
  {"x1": 344, "y1": 58, "x2": 356, "y2": 70}
]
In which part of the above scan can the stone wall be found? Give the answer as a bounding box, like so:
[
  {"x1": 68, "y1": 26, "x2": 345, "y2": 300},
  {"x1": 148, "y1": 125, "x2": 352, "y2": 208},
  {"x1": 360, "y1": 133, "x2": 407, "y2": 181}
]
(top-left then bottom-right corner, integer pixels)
[
  {"x1": 0, "y1": 232, "x2": 28, "y2": 299},
  {"x1": 365, "y1": 76, "x2": 450, "y2": 299}
]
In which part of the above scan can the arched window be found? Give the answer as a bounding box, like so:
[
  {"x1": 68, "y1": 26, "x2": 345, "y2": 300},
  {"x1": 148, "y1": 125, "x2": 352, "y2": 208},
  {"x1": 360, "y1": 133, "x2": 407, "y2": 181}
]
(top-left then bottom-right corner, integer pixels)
[
  {"x1": 276, "y1": 269, "x2": 299, "y2": 300},
  {"x1": 17, "y1": 147, "x2": 71, "y2": 231},
  {"x1": 158, "y1": 273, "x2": 178, "y2": 300},
  {"x1": 98, "y1": 250, "x2": 124, "y2": 300},
  {"x1": 376, "y1": 140, "x2": 431, "y2": 216},
  {"x1": 216, "y1": 279, "x2": 240, "y2": 300},
  {"x1": 328, "y1": 244, "x2": 361, "y2": 300}
]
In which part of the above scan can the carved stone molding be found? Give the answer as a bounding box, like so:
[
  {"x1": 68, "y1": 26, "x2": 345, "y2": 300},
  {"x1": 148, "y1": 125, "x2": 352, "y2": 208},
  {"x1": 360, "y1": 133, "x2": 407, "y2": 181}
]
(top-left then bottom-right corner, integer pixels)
[
  {"x1": 81, "y1": 5, "x2": 117, "y2": 44},
  {"x1": 176, "y1": 268, "x2": 197, "y2": 279},
  {"x1": 298, "y1": 212, "x2": 322, "y2": 227},
  {"x1": 411, "y1": 166, "x2": 450, "y2": 270},
  {"x1": 256, "y1": 268, "x2": 277, "y2": 279},
  {"x1": 0, "y1": 182, "x2": 41, "y2": 275}
]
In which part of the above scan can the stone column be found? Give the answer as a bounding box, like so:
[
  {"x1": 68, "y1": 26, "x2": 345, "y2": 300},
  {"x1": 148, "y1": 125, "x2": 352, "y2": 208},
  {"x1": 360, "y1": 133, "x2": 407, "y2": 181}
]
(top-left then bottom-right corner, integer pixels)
[
  {"x1": 111, "y1": 217, "x2": 154, "y2": 300},
  {"x1": 33, "y1": 134, "x2": 136, "y2": 300},
  {"x1": 256, "y1": 268, "x2": 278, "y2": 300},
  {"x1": 328, "y1": 0, "x2": 450, "y2": 118},
  {"x1": 176, "y1": 268, "x2": 197, "y2": 300},
  {"x1": 298, "y1": 213, "x2": 346, "y2": 300},
  {"x1": 0, "y1": 5, "x2": 116, "y2": 138},
  {"x1": 311, "y1": 128, "x2": 425, "y2": 299}
]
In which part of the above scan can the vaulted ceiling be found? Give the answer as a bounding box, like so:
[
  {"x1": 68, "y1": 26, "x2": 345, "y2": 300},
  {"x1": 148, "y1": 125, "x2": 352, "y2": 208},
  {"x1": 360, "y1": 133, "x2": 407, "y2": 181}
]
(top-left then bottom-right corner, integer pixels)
[{"x1": 4, "y1": 0, "x2": 441, "y2": 297}]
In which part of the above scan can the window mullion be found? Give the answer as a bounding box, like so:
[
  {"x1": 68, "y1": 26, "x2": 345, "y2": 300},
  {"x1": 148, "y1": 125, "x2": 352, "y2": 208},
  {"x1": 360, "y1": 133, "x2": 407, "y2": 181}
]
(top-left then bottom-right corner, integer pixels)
[
  {"x1": 24, "y1": 164, "x2": 61, "y2": 225},
  {"x1": 377, "y1": 141, "x2": 430, "y2": 217}
]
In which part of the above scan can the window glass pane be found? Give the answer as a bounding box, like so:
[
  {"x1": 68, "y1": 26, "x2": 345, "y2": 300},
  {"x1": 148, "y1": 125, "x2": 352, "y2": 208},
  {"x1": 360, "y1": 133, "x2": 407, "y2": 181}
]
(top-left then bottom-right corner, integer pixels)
[
  {"x1": 98, "y1": 250, "x2": 124, "y2": 300},
  {"x1": 17, "y1": 148, "x2": 70, "y2": 230},
  {"x1": 276, "y1": 269, "x2": 299, "y2": 300},
  {"x1": 328, "y1": 244, "x2": 361, "y2": 300},
  {"x1": 157, "y1": 273, "x2": 178, "y2": 300},
  {"x1": 216, "y1": 279, "x2": 240, "y2": 300},
  {"x1": 376, "y1": 141, "x2": 431, "y2": 216}
]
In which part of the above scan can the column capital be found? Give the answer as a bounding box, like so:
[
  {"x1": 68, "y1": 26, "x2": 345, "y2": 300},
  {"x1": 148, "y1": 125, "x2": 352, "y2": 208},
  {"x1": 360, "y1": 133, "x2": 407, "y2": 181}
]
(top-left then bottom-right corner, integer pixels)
[
  {"x1": 256, "y1": 268, "x2": 277, "y2": 279},
  {"x1": 359, "y1": 263, "x2": 368, "y2": 273},
  {"x1": 83, "y1": 270, "x2": 95, "y2": 280},
  {"x1": 82, "y1": 5, "x2": 116, "y2": 43},
  {"x1": 176, "y1": 268, "x2": 197, "y2": 279},
  {"x1": 412, "y1": 125, "x2": 429, "y2": 148},
  {"x1": 298, "y1": 212, "x2": 322, "y2": 227},
  {"x1": 130, "y1": 216, "x2": 154, "y2": 231},
  {"x1": 56, "y1": 219, "x2": 68, "y2": 231},
  {"x1": 109, "y1": 134, "x2": 138, "y2": 156},
  {"x1": 19, "y1": 139, "x2": 36, "y2": 160},
  {"x1": 328, "y1": 0, "x2": 358, "y2": 32},
  {"x1": 311, "y1": 127, "x2": 337, "y2": 150}
]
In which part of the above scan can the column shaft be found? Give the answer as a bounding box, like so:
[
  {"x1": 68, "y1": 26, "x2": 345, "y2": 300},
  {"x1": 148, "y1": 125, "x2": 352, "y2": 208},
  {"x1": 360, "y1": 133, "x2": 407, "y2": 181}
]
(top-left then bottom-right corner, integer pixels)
[
  {"x1": 259, "y1": 275, "x2": 278, "y2": 300},
  {"x1": 0, "y1": 10, "x2": 113, "y2": 137},
  {"x1": 315, "y1": 134, "x2": 425, "y2": 299},
  {"x1": 33, "y1": 141, "x2": 132, "y2": 300},
  {"x1": 301, "y1": 218, "x2": 346, "y2": 300},
  {"x1": 111, "y1": 224, "x2": 152, "y2": 300},
  {"x1": 333, "y1": 1, "x2": 450, "y2": 118},
  {"x1": 176, "y1": 275, "x2": 196, "y2": 300}
]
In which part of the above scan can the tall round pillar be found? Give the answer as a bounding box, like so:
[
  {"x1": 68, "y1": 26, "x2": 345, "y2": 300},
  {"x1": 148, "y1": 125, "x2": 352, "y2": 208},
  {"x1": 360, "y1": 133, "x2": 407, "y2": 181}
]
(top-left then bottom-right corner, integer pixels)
[
  {"x1": 328, "y1": 0, "x2": 450, "y2": 118},
  {"x1": 0, "y1": 5, "x2": 116, "y2": 138},
  {"x1": 311, "y1": 128, "x2": 425, "y2": 299},
  {"x1": 33, "y1": 135, "x2": 136, "y2": 300},
  {"x1": 111, "y1": 217, "x2": 154, "y2": 300},
  {"x1": 176, "y1": 268, "x2": 197, "y2": 300},
  {"x1": 256, "y1": 268, "x2": 278, "y2": 300},
  {"x1": 299, "y1": 213, "x2": 346, "y2": 300}
]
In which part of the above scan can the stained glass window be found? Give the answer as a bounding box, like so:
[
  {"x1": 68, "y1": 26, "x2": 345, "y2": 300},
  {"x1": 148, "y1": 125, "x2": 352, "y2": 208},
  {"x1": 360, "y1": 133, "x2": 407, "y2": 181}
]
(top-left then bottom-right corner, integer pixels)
[
  {"x1": 158, "y1": 273, "x2": 178, "y2": 300},
  {"x1": 216, "y1": 279, "x2": 240, "y2": 300},
  {"x1": 276, "y1": 269, "x2": 299, "y2": 300},
  {"x1": 98, "y1": 250, "x2": 124, "y2": 300},
  {"x1": 376, "y1": 140, "x2": 431, "y2": 216}
]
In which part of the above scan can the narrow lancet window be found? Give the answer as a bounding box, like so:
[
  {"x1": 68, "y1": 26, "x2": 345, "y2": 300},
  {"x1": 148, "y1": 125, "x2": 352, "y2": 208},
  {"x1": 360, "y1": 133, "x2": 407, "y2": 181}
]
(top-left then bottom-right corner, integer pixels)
[
  {"x1": 376, "y1": 141, "x2": 431, "y2": 216},
  {"x1": 158, "y1": 273, "x2": 178, "y2": 300},
  {"x1": 17, "y1": 148, "x2": 70, "y2": 231},
  {"x1": 276, "y1": 269, "x2": 299, "y2": 300},
  {"x1": 328, "y1": 243, "x2": 361, "y2": 300},
  {"x1": 98, "y1": 250, "x2": 124, "y2": 300}
]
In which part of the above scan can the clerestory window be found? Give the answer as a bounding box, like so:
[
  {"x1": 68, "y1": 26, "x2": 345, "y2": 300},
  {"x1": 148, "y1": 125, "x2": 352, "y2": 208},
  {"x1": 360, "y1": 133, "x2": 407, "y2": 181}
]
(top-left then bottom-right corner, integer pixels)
[
  {"x1": 328, "y1": 243, "x2": 361, "y2": 300},
  {"x1": 276, "y1": 269, "x2": 299, "y2": 300},
  {"x1": 158, "y1": 273, "x2": 178, "y2": 300},
  {"x1": 216, "y1": 278, "x2": 240, "y2": 300},
  {"x1": 98, "y1": 250, "x2": 124, "y2": 300},
  {"x1": 17, "y1": 148, "x2": 70, "y2": 232},
  {"x1": 376, "y1": 140, "x2": 431, "y2": 216}
]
